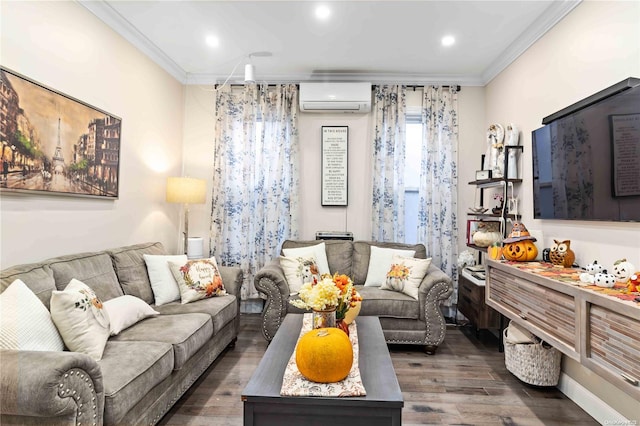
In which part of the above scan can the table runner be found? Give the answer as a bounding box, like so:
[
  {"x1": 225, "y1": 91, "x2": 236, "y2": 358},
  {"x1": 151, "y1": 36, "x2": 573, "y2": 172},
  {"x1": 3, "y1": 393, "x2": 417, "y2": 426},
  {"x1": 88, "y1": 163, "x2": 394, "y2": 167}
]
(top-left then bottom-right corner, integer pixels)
[
  {"x1": 280, "y1": 313, "x2": 367, "y2": 397},
  {"x1": 504, "y1": 261, "x2": 640, "y2": 307}
]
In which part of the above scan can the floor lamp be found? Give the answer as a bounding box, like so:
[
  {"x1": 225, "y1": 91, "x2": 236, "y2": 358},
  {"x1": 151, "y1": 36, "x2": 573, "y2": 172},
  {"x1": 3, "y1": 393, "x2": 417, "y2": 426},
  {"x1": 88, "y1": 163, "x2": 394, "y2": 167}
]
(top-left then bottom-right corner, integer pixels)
[{"x1": 166, "y1": 177, "x2": 206, "y2": 255}]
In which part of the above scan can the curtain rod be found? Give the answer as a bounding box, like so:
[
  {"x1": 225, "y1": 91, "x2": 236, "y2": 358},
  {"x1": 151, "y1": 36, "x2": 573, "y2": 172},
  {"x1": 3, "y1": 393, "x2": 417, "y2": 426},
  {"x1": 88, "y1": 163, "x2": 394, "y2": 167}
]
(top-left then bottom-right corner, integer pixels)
[{"x1": 223, "y1": 83, "x2": 461, "y2": 91}]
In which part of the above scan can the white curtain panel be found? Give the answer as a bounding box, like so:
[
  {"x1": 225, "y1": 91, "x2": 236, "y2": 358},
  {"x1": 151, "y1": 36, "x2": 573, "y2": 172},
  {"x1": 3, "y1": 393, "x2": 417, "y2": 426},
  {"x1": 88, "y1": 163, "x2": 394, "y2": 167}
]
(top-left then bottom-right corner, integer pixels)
[
  {"x1": 417, "y1": 86, "x2": 459, "y2": 311},
  {"x1": 370, "y1": 85, "x2": 407, "y2": 242},
  {"x1": 210, "y1": 84, "x2": 299, "y2": 300}
]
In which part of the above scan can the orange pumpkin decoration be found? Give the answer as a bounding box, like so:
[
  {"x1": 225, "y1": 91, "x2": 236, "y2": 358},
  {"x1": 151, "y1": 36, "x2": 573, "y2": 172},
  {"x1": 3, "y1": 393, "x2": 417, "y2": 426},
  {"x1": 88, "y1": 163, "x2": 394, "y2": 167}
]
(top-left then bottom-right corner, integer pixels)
[
  {"x1": 501, "y1": 222, "x2": 538, "y2": 262},
  {"x1": 487, "y1": 244, "x2": 503, "y2": 260},
  {"x1": 295, "y1": 328, "x2": 353, "y2": 383},
  {"x1": 503, "y1": 240, "x2": 538, "y2": 261}
]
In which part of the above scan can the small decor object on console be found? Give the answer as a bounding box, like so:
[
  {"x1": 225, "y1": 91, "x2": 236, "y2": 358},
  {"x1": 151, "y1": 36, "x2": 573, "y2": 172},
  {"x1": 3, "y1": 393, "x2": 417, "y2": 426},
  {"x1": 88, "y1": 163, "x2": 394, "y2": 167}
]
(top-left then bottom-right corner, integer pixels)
[
  {"x1": 502, "y1": 222, "x2": 538, "y2": 262},
  {"x1": 295, "y1": 328, "x2": 353, "y2": 383},
  {"x1": 628, "y1": 272, "x2": 640, "y2": 293},
  {"x1": 549, "y1": 240, "x2": 575, "y2": 268},
  {"x1": 594, "y1": 271, "x2": 617, "y2": 288},
  {"x1": 612, "y1": 258, "x2": 635, "y2": 284}
]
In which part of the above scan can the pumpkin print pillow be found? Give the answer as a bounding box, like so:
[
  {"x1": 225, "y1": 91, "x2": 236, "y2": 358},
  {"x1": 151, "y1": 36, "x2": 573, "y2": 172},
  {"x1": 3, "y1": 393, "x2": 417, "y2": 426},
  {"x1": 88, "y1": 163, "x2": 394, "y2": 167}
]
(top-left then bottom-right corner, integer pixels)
[
  {"x1": 169, "y1": 257, "x2": 226, "y2": 304},
  {"x1": 380, "y1": 255, "x2": 432, "y2": 300}
]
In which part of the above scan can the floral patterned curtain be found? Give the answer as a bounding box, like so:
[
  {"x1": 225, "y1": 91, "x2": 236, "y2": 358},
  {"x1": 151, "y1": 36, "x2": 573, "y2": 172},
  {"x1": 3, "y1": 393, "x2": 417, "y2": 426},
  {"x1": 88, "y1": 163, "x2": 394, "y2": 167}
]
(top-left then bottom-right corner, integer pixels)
[
  {"x1": 210, "y1": 84, "x2": 299, "y2": 300},
  {"x1": 417, "y1": 86, "x2": 459, "y2": 312},
  {"x1": 371, "y1": 85, "x2": 407, "y2": 241}
]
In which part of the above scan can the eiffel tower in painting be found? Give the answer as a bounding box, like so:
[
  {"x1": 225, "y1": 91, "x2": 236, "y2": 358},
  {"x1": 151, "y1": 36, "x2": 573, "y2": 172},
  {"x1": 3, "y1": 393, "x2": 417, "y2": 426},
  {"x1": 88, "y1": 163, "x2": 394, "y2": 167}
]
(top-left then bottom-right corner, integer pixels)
[{"x1": 52, "y1": 117, "x2": 65, "y2": 173}]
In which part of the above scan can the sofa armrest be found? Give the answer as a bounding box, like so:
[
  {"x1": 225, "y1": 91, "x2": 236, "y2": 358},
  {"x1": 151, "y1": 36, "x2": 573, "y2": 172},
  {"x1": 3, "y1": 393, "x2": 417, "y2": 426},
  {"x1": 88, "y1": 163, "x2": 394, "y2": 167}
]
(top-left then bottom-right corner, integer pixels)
[
  {"x1": 1, "y1": 349, "x2": 104, "y2": 425},
  {"x1": 218, "y1": 266, "x2": 243, "y2": 299},
  {"x1": 417, "y1": 264, "x2": 454, "y2": 347},
  {"x1": 254, "y1": 259, "x2": 290, "y2": 341}
]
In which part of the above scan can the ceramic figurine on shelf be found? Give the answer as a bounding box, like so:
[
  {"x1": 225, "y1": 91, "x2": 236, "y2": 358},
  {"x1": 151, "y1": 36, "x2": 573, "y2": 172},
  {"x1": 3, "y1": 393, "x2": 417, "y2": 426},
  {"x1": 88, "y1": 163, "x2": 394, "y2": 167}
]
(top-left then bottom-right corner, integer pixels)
[
  {"x1": 584, "y1": 260, "x2": 604, "y2": 275},
  {"x1": 485, "y1": 124, "x2": 505, "y2": 177},
  {"x1": 628, "y1": 272, "x2": 640, "y2": 293},
  {"x1": 594, "y1": 271, "x2": 617, "y2": 288},
  {"x1": 549, "y1": 239, "x2": 575, "y2": 268},
  {"x1": 505, "y1": 124, "x2": 519, "y2": 179}
]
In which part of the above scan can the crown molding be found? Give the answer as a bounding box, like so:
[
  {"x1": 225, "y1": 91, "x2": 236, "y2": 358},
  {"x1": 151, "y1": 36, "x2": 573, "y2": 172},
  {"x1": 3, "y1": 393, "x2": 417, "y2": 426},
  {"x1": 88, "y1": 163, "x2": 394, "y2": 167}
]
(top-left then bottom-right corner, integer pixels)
[
  {"x1": 481, "y1": 0, "x2": 582, "y2": 85},
  {"x1": 77, "y1": 0, "x2": 187, "y2": 84}
]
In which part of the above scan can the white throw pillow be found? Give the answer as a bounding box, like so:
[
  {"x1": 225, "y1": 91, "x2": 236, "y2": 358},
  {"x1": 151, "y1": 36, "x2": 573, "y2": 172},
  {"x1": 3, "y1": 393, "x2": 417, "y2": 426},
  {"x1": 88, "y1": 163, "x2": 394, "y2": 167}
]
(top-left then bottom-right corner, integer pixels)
[
  {"x1": 103, "y1": 295, "x2": 159, "y2": 335},
  {"x1": 50, "y1": 279, "x2": 110, "y2": 360},
  {"x1": 363, "y1": 246, "x2": 416, "y2": 287},
  {"x1": 282, "y1": 243, "x2": 330, "y2": 275},
  {"x1": 279, "y1": 255, "x2": 320, "y2": 294},
  {"x1": 0, "y1": 279, "x2": 64, "y2": 352},
  {"x1": 143, "y1": 254, "x2": 187, "y2": 305},
  {"x1": 380, "y1": 255, "x2": 432, "y2": 300},
  {"x1": 168, "y1": 257, "x2": 227, "y2": 304}
]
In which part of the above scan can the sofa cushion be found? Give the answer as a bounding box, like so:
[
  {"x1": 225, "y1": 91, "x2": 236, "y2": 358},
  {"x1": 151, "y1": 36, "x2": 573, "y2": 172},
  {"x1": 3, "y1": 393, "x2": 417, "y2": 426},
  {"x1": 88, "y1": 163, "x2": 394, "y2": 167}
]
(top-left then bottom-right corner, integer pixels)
[
  {"x1": 279, "y1": 255, "x2": 320, "y2": 294},
  {"x1": 143, "y1": 254, "x2": 187, "y2": 305},
  {"x1": 169, "y1": 257, "x2": 227, "y2": 303},
  {"x1": 107, "y1": 242, "x2": 165, "y2": 305},
  {"x1": 0, "y1": 263, "x2": 57, "y2": 309},
  {"x1": 282, "y1": 242, "x2": 330, "y2": 275},
  {"x1": 50, "y1": 279, "x2": 111, "y2": 360},
  {"x1": 380, "y1": 255, "x2": 432, "y2": 299},
  {"x1": 356, "y1": 285, "x2": 420, "y2": 320},
  {"x1": 282, "y1": 240, "x2": 353, "y2": 277},
  {"x1": 363, "y1": 246, "x2": 416, "y2": 287},
  {"x1": 352, "y1": 241, "x2": 428, "y2": 285},
  {"x1": 110, "y1": 313, "x2": 213, "y2": 370},
  {"x1": 154, "y1": 295, "x2": 238, "y2": 335},
  {"x1": 99, "y1": 340, "x2": 174, "y2": 426},
  {"x1": 48, "y1": 252, "x2": 124, "y2": 302},
  {"x1": 103, "y1": 295, "x2": 159, "y2": 335},
  {"x1": 0, "y1": 279, "x2": 64, "y2": 351}
]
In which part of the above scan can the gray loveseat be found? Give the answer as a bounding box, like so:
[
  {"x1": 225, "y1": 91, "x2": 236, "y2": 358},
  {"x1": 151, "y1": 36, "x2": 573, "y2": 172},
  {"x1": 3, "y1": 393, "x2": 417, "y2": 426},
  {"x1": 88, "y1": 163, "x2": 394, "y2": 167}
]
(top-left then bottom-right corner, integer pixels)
[
  {"x1": 254, "y1": 240, "x2": 453, "y2": 354},
  {"x1": 0, "y1": 242, "x2": 241, "y2": 426}
]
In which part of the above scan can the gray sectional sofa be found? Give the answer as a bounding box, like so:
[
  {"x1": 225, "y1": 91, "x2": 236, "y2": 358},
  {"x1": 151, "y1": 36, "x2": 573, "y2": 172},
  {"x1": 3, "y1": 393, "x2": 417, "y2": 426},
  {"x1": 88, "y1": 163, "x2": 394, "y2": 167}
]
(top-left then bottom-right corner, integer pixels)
[
  {"x1": 0, "y1": 242, "x2": 241, "y2": 426},
  {"x1": 255, "y1": 240, "x2": 453, "y2": 354}
]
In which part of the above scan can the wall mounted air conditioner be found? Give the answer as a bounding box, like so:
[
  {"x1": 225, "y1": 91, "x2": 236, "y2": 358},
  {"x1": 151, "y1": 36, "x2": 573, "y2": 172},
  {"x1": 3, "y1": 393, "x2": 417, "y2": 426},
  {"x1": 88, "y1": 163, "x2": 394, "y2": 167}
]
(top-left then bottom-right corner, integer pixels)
[{"x1": 299, "y1": 82, "x2": 371, "y2": 113}]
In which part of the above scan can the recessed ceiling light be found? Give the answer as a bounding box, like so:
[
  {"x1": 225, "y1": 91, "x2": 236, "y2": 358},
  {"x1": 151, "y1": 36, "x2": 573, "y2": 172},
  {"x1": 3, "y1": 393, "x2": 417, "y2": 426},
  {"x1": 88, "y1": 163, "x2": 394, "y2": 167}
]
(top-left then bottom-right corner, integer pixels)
[
  {"x1": 441, "y1": 35, "x2": 455, "y2": 47},
  {"x1": 315, "y1": 5, "x2": 331, "y2": 20},
  {"x1": 206, "y1": 35, "x2": 219, "y2": 48}
]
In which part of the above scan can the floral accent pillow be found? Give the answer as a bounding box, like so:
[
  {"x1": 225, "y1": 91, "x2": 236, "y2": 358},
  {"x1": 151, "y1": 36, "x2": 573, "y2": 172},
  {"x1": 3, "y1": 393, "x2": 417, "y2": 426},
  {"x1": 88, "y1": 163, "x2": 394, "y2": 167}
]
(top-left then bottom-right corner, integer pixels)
[
  {"x1": 50, "y1": 279, "x2": 110, "y2": 360},
  {"x1": 279, "y1": 255, "x2": 320, "y2": 295},
  {"x1": 380, "y1": 255, "x2": 432, "y2": 300},
  {"x1": 169, "y1": 257, "x2": 226, "y2": 304}
]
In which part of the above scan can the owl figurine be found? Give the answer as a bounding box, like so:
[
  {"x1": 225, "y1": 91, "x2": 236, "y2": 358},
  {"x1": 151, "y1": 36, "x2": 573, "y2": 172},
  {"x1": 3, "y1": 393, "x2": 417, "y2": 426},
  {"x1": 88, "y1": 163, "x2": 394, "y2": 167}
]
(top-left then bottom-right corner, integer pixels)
[{"x1": 549, "y1": 239, "x2": 575, "y2": 268}]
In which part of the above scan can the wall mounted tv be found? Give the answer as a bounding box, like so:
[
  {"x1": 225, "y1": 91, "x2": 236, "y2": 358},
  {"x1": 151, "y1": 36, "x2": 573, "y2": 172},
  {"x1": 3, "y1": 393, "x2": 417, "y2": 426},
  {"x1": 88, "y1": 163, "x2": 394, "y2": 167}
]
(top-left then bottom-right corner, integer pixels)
[{"x1": 532, "y1": 77, "x2": 640, "y2": 222}]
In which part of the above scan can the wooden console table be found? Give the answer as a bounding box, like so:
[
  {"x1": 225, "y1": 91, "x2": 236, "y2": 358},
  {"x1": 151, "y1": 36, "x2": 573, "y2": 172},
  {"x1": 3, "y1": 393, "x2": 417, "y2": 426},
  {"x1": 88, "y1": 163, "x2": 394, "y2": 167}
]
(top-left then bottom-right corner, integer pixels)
[{"x1": 485, "y1": 259, "x2": 640, "y2": 399}]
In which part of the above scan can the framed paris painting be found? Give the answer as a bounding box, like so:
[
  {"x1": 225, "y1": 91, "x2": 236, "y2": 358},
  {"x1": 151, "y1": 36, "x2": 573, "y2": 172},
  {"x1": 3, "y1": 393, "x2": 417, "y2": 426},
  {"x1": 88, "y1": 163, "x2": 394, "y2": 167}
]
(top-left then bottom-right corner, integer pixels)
[{"x1": 0, "y1": 67, "x2": 121, "y2": 199}]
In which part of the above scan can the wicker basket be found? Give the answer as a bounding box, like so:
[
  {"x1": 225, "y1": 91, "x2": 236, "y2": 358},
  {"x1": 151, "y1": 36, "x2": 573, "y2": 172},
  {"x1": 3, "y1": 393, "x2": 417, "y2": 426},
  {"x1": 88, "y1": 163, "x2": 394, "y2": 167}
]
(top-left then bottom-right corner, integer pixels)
[{"x1": 503, "y1": 329, "x2": 562, "y2": 386}]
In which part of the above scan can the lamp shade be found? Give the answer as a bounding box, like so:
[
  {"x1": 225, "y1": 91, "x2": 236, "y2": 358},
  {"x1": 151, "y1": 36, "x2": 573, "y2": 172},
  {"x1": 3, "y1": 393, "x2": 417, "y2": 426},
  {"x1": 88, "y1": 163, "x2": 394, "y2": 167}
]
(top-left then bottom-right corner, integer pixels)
[{"x1": 166, "y1": 177, "x2": 206, "y2": 204}]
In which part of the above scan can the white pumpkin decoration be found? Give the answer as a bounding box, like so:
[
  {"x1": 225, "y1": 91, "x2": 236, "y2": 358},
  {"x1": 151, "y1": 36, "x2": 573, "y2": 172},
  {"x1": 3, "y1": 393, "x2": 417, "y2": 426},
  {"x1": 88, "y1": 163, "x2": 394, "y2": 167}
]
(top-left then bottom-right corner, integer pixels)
[
  {"x1": 612, "y1": 259, "x2": 635, "y2": 283},
  {"x1": 594, "y1": 272, "x2": 617, "y2": 288}
]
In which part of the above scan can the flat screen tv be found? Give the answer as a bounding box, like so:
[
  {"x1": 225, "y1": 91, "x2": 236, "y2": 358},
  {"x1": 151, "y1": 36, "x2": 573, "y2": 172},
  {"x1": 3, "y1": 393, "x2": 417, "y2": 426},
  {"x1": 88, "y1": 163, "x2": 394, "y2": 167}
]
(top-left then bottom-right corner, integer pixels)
[{"x1": 532, "y1": 77, "x2": 640, "y2": 222}]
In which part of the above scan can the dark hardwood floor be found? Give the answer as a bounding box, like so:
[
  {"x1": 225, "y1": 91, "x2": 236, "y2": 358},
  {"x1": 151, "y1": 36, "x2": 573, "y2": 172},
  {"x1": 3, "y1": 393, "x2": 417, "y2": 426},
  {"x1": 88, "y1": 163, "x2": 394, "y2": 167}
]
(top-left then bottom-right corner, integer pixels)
[{"x1": 158, "y1": 314, "x2": 597, "y2": 426}]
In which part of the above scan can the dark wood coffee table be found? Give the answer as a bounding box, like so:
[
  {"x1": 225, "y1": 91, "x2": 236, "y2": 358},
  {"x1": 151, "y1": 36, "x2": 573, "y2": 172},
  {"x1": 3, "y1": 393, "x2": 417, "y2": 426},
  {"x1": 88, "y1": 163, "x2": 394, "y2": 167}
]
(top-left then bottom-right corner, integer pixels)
[{"x1": 242, "y1": 314, "x2": 403, "y2": 426}]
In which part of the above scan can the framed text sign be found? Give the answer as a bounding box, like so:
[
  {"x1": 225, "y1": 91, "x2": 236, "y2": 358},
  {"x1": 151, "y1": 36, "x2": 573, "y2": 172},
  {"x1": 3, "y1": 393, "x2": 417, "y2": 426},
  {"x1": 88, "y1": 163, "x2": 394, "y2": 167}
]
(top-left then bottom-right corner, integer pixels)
[
  {"x1": 0, "y1": 67, "x2": 122, "y2": 199},
  {"x1": 321, "y1": 126, "x2": 348, "y2": 206}
]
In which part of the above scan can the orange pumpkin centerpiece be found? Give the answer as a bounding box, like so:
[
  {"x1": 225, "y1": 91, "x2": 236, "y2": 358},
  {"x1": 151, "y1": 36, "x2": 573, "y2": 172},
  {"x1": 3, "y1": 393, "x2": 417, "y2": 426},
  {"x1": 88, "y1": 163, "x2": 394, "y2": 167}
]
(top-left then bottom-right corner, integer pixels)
[
  {"x1": 502, "y1": 222, "x2": 538, "y2": 262},
  {"x1": 295, "y1": 328, "x2": 353, "y2": 383}
]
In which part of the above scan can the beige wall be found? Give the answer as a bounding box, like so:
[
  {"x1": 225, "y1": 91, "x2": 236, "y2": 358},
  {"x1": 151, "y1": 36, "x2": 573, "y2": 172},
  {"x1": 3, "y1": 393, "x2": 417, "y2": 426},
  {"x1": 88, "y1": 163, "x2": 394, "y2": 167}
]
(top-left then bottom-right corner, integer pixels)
[
  {"x1": 0, "y1": 1, "x2": 185, "y2": 267},
  {"x1": 485, "y1": 1, "x2": 640, "y2": 420}
]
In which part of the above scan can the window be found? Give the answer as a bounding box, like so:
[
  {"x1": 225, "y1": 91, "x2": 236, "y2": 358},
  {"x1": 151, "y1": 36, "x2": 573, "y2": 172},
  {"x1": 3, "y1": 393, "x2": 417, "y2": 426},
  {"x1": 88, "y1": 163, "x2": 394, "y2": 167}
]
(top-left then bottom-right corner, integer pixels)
[{"x1": 404, "y1": 116, "x2": 422, "y2": 243}]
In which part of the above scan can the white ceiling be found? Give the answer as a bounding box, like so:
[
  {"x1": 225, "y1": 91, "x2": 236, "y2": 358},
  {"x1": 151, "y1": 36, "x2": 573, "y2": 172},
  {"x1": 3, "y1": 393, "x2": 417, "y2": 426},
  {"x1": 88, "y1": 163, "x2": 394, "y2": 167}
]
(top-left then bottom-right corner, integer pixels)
[{"x1": 79, "y1": 0, "x2": 581, "y2": 86}]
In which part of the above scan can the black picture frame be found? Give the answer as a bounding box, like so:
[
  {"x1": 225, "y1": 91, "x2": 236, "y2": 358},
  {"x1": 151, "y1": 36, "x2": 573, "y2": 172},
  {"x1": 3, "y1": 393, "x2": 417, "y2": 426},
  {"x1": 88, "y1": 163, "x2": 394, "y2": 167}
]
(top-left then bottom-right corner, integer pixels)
[
  {"x1": 321, "y1": 126, "x2": 348, "y2": 206},
  {"x1": 0, "y1": 66, "x2": 122, "y2": 199}
]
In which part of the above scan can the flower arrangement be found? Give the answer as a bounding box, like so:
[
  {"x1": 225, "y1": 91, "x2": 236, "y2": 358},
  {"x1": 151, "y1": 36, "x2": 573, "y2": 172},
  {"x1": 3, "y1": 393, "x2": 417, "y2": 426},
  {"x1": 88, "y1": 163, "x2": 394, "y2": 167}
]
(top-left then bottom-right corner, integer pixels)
[{"x1": 290, "y1": 273, "x2": 361, "y2": 320}]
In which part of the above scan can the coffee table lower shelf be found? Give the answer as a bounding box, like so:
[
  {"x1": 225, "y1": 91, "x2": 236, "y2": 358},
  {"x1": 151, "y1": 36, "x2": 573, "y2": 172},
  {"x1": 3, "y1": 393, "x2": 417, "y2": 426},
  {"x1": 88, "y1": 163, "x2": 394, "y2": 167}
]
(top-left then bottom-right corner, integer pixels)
[{"x1": 242, "y1": 314, "x2": 403, "y2": 426}]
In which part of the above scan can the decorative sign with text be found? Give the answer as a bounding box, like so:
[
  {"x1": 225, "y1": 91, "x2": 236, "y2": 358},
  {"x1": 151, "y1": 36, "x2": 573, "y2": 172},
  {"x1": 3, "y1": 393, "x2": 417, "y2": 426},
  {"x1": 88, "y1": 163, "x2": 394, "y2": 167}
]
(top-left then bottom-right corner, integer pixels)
[{"x1": 321, "y1": 126, "x2": 348, "y2": 206}]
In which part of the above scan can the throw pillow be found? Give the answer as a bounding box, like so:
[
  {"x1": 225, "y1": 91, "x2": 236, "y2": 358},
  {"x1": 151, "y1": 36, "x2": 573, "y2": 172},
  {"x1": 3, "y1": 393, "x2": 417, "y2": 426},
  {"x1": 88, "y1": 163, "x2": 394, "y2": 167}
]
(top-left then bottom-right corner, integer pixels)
[
  {"x1": 0, "y1": 279, "x2": 64, "y2": 352},
  {"x1": 282, "y1": 243, "x2": 331, "y2": 275},
  {"x1": 363, "y1": 246, "x2": 416, "y2": 287},
  {"x1": 143, "y1": 254, "x2": 188, "y2": 306},
  {"x1": 380, "y1": 255, "x2": 432, "y2": 300},
  {"x1": 50, "y1": 279, "x2": 110, "y2": 360},
  {"x1": 168, "y1": 257, "x2": 226, "y2": 304},
  {"x1": 279, "y1": 255, "x2": 320, "y2": 294},
  {"x1": 103, "y1": 295, "x2": 159, "y2": 335}
]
